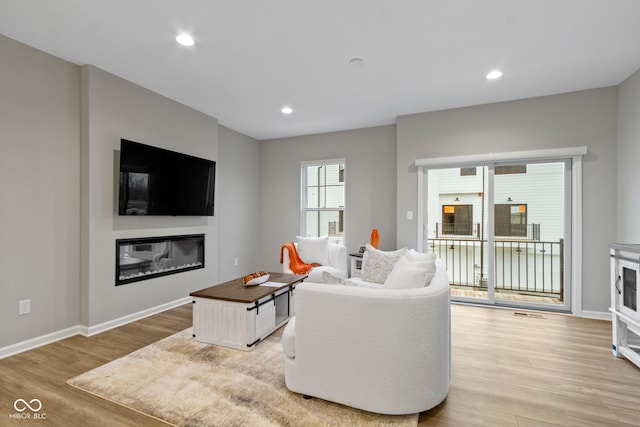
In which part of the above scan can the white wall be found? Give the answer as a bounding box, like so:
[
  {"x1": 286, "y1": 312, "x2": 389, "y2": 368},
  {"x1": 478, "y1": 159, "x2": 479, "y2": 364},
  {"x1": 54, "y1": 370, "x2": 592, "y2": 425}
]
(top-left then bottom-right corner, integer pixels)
[
  {"x1": 80, "y1": 65, "x2": 219, "y2": 327},
  {"x1": 217, "y1": 125, "x2": 261, "y2": 281},
  {"x1": 617, "y1": 68, "x2": 640, "y2": 242},
  {"x1": 396, "y1": 88, "x2": 618, "y2": 314},
  {"x1": 259, "y1": 125, "x2": 397, "y2": 272},
  {"x1": 0, "y1": 35, "x2": 80, "y2": 347}
]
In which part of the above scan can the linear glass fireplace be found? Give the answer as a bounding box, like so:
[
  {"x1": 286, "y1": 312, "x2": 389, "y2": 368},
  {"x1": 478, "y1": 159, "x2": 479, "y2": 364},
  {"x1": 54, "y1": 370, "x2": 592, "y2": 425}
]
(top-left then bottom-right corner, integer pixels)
[{"x1": 116, "y1": 234, "x2": 204, "y2": 285}]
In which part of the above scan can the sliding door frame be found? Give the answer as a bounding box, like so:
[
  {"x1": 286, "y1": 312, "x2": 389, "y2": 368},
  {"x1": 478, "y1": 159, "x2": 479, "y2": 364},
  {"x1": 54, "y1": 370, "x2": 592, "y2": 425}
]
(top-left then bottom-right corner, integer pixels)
[{"x1": 416, "y1": 147, "x2": 587, "y2": 315}]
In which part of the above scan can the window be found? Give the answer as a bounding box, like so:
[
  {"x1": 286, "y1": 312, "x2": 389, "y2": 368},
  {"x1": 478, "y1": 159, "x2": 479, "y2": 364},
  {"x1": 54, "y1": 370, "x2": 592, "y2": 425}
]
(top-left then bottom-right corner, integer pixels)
[
  {"x1": 495, "y1": 204, "x2": 527, "y2": 237},
  {"x1": 301, "y1": 160, "x2": 345, "y2": 241},
  {"x1": 441, "y1": 204, "x2": 473, "y2": 236}
]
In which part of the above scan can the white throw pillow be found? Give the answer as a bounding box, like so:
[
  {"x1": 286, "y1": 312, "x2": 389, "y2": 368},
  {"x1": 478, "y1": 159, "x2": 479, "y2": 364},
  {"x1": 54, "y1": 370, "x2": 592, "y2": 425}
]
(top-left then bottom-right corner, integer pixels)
[
  {"x1": 406, "y1": 249, "x2": 437, "y2": 264},
  {"x1": 296, "y1": 236, "x2": 330, "y2": 265},
  {"x1": 406, "y1": 250, "x2": 437, "y2": 285},
  {"x1": 360, "y1": 244, "x2": 407, "y2": 284},
  {"x1": 382, "y1": 254, "x2": 436, "y2": 289}
]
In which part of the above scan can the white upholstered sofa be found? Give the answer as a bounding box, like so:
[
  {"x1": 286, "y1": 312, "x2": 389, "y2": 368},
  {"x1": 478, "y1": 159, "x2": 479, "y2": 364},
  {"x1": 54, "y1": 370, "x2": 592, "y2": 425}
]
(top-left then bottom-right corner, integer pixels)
[
  {"x1": 282, "y1": 257, "x2": 450, "y2": 415},
  {"x1": 281, "y1": 238, "x2": 348, "y2": 283}
]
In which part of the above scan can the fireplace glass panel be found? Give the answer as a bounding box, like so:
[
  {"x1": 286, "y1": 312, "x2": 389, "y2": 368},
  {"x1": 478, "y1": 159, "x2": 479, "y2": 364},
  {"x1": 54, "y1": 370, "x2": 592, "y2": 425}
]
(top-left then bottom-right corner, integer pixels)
[{"x1": 116, "y1": 234, "x2": 204, "y2": 285}]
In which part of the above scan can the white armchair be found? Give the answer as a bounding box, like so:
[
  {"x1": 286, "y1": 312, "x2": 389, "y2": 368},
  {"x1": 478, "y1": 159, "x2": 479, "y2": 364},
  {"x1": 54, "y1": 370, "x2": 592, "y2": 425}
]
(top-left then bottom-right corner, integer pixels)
[
  {"x1": 282, "y1": 260, "x2": 450, "y2": 415},
  {"x1": 281, "y1": 240, "x2": 348, "y2": 283}
]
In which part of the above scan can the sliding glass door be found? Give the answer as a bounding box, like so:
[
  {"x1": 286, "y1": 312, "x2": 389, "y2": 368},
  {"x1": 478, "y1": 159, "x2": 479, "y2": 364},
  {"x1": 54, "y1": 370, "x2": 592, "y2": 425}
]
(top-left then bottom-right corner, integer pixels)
[
  {"x1": 493, "y1": 160, "x2": 569, "y2": 310},
  {"x1": 425, "y1": 160, "x2": 571, "y2": 311},
  {"x1": 427, "y1": 166, "x2": 493, "y2": 304}
]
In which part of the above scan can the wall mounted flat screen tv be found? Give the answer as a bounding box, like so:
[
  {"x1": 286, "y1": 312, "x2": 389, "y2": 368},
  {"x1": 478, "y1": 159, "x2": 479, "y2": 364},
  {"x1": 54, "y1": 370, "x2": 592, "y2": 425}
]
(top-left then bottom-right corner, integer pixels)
[{"x1": 118, "y1": 139, "x2": 215, "y2": 216}]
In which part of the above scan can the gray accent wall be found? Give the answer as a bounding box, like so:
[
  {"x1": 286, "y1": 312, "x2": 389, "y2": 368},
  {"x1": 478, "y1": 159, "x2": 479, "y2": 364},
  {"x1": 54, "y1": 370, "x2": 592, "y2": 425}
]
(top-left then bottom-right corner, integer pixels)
[
  {"x1": 0, "y1": 35, "x2": 80, "y2": 347},
  {"x1": 396, "y1": 88, "x2": 618, "y2": 314},
  {"x1": 258, "y1": 125, "x2": 397, "y2": 272},
  {"x1": 617, "y1": 69, "x2": 640, "y2": 242},
  {"x1": 80, "y1": 65, "x2": 219, "y2": 327},
  {"x1": 1, "y1": 36, "x2": 264, "y2": 351},
  {"x1": 217, "y1": 125, "x2": 261, "y2": 281}
]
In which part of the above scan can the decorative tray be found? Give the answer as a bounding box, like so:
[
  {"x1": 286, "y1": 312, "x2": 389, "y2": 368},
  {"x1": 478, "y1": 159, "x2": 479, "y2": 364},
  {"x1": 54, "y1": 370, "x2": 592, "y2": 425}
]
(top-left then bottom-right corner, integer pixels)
[{"x1": 243, "y1": 272, "x2": 269, "y2": 286}]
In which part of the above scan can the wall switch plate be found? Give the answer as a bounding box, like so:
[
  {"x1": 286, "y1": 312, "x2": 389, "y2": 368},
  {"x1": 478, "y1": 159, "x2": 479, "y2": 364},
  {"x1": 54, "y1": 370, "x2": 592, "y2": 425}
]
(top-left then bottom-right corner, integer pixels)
[
  {"x1": 18, "y1": 299, "x2": 30, "y2": 315},
  {"x1": 407, "y1": 210, "x2": 413, "y2": 220},
  {"x1": 234, "y1": 257, "x2": 239, "y2": 266}
]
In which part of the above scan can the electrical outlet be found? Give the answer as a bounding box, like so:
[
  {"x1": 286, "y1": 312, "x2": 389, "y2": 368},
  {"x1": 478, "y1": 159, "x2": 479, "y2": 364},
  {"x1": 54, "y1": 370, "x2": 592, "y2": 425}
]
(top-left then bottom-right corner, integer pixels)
[{"x1": 18, "y1": 299, "x2": 31, "y2": 315}]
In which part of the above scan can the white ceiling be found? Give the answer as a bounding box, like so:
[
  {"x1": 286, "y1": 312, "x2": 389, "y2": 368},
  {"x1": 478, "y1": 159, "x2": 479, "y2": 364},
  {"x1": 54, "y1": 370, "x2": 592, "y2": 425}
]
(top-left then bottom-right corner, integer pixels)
[{"x1": 2, "y1": 0, "x2": 640, "y2": 140}]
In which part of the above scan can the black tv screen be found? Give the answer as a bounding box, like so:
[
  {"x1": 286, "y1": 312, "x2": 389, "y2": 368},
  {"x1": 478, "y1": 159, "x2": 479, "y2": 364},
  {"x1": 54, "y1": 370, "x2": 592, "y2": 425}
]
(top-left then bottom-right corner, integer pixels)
[{"x1": 118, "y1": 139, "x2": 215, "y2": 216}]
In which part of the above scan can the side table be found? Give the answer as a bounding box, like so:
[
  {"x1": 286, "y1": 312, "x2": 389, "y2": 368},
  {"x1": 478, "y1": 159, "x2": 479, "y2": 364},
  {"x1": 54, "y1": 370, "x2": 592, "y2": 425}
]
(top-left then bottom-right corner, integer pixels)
[{"x1": 349, "y1": 253, "x2": 363, "y2": 278}]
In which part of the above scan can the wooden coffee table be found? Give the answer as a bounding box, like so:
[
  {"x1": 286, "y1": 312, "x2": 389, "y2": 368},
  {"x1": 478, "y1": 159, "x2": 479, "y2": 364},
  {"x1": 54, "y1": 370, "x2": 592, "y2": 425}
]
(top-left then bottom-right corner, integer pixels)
[{"x1": 190, "y1": 272, "x2": 307, "y2": 351}]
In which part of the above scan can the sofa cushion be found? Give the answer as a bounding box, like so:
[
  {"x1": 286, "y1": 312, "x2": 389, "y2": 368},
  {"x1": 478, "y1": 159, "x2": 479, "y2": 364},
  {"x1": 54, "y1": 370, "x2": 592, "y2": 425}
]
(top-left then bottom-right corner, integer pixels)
[
  {"x1": 360, "y1": 244, "x2": 406, "y2": 284},
  {"x1": 321, "y1": 272, "x2": 383, "y2": 289},
  {"x1": 343, "y1": 278, "x2": 381, "y2": 289},
  {"x1": 306, "y1": 265, "x2": 345, "y2": 283},
  {"x1": 382, "y1": 254, "x2": 437, "y2": 289},
  {"x1": 296, "y1": 236, "x2": 330, "y2": 265}
]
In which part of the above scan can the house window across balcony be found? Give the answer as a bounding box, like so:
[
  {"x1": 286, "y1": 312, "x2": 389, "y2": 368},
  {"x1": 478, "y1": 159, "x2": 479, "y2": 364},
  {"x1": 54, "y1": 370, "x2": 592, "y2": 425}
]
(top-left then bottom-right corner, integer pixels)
[
  {"x1": 441, "y1": 204, "x2": 473, "y2": 236},
  {"x1": 495, "y1": 204, "x2": 527, "y2": 237},
  {"x1": 301, "y1": 159, "x2": 345, "y2": 243}
]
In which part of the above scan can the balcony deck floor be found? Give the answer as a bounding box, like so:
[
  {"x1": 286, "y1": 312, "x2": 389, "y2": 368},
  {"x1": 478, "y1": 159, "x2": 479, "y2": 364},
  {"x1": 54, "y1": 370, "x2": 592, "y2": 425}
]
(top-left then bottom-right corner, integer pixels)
[{"x1": 451, "y1": 287, "x2": 563, "y2": 305}]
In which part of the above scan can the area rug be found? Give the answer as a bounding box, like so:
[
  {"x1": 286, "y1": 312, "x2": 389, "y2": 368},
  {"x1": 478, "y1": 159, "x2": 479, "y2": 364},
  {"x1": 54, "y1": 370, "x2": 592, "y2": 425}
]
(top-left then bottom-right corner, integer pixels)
[{"x1": 67, "y1": 327, "x2": 418, "y2": 427}]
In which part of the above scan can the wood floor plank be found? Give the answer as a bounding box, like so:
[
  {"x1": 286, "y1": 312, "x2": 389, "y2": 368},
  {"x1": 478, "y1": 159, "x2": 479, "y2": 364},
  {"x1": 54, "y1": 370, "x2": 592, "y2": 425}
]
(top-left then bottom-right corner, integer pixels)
[{"x1": 2, "y1": 303, "x2": 639, "y2": 426}]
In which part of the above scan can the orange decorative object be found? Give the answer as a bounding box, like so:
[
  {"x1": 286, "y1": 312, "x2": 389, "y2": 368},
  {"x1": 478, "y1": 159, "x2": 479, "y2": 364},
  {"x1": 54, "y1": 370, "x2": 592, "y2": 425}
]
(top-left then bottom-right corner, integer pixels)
[
  {"x1": 280, "y1": 242, "x2": 319, "y2": 275},
  {"x1": 370, "y1": 229, "x2": 380, "y2": 249}
]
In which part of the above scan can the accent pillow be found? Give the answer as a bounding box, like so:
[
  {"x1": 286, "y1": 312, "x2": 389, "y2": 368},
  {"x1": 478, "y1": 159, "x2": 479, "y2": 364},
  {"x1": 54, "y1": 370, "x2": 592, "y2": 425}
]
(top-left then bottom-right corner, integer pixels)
[
  {"x1": 382, "y1": 254, "x2": 436, "y2": 289},
  {"x1": 322, "y1": 272, "x2": 380, "y2": 289},
  {"x1": 322, "y1": 271, "x2": 345, "y2": 285},
  {"x1": 406, "y1": 250, "x2": 437, "y2": 285},
  {"x1": 406, "y1": 249, "x2": 437, "y2": 264},
  {"x1": 296, "y1": 236, "x2": 330, "y2": 265},
  {"x1": 360, "y1": 244, "x2": 407, "y2": 284}
]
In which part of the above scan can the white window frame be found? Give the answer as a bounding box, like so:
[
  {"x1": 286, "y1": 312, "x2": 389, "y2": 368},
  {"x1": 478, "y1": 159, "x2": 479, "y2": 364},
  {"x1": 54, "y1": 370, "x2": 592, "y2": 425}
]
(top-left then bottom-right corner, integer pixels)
[{"x1": 300, "y1": 158, "x2": 346, "y2": 244}]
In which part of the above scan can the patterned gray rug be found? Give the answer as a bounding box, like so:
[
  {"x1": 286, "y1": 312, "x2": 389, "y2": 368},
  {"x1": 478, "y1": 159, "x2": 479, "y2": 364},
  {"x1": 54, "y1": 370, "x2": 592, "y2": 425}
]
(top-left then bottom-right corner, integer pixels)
[{"x1": 66, "y1": 327, "x2": 418, "y2": 426}]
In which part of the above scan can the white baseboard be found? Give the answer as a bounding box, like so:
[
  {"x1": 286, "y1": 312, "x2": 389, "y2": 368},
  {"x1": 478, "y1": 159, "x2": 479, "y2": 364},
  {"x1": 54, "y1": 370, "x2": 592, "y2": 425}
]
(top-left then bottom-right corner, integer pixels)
[
  {"x1": 580, "y1": 310, "x2": 611, "y2": 321},
  {"x1": 81, "y1": 296, "x2": 192, "y2": 336},
  {"x1": 0, "y1": 297, "x2": 192, "y2": 360},
  {"x1": 0, "y1": 325, "x2": 84, "y2": 360}
]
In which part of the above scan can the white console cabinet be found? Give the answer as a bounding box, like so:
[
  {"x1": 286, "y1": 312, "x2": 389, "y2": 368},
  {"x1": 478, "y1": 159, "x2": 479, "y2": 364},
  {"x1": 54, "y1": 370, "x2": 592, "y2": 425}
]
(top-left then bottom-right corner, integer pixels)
[{"x1": 610, "y1": 244, "x2": 640, "y2": 369}]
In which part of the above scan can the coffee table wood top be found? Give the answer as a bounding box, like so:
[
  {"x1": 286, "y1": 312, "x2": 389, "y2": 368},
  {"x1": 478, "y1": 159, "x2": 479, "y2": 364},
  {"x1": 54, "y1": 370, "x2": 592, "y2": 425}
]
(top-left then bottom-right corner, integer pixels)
[{"x1": 190, "y1": 272, "x2": 307, "y2": 304}]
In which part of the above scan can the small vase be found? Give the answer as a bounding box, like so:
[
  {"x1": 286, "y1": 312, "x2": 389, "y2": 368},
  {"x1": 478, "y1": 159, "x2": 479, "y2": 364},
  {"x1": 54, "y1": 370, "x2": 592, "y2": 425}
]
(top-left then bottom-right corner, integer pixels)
[{"x1": 370, "y1": 229, "x2": 380, "y2": 249}]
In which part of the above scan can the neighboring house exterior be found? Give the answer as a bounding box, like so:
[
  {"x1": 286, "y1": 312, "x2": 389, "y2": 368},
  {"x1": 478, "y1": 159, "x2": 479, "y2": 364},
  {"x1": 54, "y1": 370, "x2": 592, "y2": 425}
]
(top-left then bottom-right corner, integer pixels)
[{"x1": 427, "y1": 164, "x2": 566, "y2": 300}]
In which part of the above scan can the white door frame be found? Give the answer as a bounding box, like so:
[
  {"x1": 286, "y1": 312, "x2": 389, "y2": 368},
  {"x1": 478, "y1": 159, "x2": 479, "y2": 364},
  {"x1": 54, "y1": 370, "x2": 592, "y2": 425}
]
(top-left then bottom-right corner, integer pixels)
[{"x1": 416, "y1": 146, "x2": 587, "y2": 315}]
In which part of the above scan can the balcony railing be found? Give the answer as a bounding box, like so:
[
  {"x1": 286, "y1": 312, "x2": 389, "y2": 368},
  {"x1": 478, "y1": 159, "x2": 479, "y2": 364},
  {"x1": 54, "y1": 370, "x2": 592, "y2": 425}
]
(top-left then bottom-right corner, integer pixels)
[
  {"x1": 435, "y1": 223, "x2": 540, "y2": 241},
  {"x1": 428, "y1": 237, "x2": 564, "y2": 301},
  {"x1": 435, "y1": 222, "x2": 480, "y2": 239}
]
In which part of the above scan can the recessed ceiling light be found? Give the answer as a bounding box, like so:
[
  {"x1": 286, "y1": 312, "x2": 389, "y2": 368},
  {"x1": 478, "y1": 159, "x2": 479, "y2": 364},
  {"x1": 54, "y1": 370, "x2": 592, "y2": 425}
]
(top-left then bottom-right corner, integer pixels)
[
  {"x1": 281, "y1": 106, "x2": 293, "y2": 115},
  {"x1": 176, "y1": 33, "x2": 195, "y2": 47},
  {"x1": 349, "y1": 58, "x2": 364, "y2": 67},
  {"x1": 486, "y1": 70, "x2": 503, "y2": 80}
]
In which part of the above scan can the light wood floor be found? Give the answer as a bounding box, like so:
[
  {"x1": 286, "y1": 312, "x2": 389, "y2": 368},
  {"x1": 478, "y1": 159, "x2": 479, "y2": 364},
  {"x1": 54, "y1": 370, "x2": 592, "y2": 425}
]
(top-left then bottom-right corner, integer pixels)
[{"x1": 2, "y1": 304, "x2": 640, "y2": 426}]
